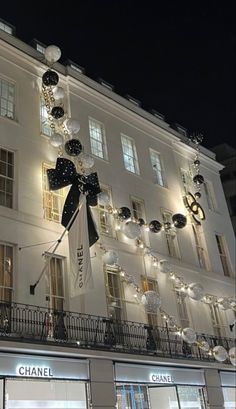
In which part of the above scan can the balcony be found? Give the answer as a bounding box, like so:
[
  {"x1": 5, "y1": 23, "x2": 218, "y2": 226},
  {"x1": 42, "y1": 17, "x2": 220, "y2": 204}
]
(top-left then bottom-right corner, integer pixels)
[{"x1": 0, "y1": 300, "x2": 234, "y2": 364}]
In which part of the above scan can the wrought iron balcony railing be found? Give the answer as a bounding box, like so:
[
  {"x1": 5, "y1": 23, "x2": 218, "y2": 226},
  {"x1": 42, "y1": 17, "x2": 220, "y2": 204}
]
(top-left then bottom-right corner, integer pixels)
[{"x1": 0, "y1": 300, "x2": 234, "y2": 364}]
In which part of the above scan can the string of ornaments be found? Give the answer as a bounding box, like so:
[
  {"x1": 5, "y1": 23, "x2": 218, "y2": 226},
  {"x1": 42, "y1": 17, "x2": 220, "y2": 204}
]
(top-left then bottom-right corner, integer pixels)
[
  {"x1": 99, "y1": 241, "x2": 235, "y2": 366},
  {"x1": 41, "y1": 45, "x2": 235, "y2": 367}
]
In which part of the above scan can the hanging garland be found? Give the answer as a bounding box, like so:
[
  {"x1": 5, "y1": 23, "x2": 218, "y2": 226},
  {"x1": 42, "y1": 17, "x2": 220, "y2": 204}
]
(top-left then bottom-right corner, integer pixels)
[{"x1": 41, "y1": 45, "x2": 235, "y2": 367}]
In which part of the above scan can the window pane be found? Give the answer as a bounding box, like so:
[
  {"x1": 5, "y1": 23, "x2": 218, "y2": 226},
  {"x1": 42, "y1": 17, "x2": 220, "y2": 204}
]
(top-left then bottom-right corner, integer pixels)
[
  {"x1": 0, "y1": 79, "x2": 15, "y2": 119},
  {"x1": 0, "y1": 148, "x2": 14, "y2": 208},
  {"x1": 121, "y1": 135, "x2": 139, "y2": 174},
  {"x1": 89, "y1": 118, "x2": 107, "y2": 159},
  {"x1": 150, "y1": 150, "x2": 165, "y2": 186}
]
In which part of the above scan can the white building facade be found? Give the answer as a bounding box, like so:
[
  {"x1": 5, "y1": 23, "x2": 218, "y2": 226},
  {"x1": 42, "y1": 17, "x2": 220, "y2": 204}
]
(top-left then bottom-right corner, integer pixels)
[{"x1": 0, "y1": 25, "x2": 235, "y2": 409}]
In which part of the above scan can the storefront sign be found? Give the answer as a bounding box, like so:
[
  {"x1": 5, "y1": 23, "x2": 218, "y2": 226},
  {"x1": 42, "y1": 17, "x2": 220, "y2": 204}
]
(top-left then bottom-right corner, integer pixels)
[
  {"x1": 150, "y1": 373, "x2": 174, "y2": 383},
  {"x1": 0, "y1": 353, "x2": 89, "y2": 380},
  {"x1": 115, "y1": 363, "x2": 205, "y2": 386},
  {"x1": 17, "y1": 365, "x2": 53, "y2": 377}
]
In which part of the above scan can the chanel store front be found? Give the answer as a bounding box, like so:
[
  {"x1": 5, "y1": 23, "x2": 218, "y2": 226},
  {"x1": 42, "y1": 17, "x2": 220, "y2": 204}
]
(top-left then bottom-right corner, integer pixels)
[
  {"x1": 0, "y1": 353, "x2": 89, "y2": 409},
  {"x1": 115, "y1": 363, "x2": 207, "y2": 409}
]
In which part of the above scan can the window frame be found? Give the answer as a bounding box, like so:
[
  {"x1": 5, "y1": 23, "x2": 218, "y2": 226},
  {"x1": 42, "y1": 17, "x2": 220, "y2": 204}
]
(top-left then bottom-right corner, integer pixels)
[
  {"x1": 97, "y1": 185, "x2": 114, "y2": 237},
  {"x1": 175, "y1": 290, "x2": 190, "y2": 328},
  {"x1": 161, "y1": 209, "x2": 180, "y2": 259},
  {"x1": 40, "y1": 97, "x2": 53, "y2": 137},
  {"x1": 209, "y1": 304, "x2": 225, "y2": 337},
  {"x1": 141, "y1": 276, "x2": 162, "y2": 328},
  {"x1": 0, "y1": 77, "x2": 15, "y2": 120},
  {"x1": 0, "y1": 146, "x2": 14, "y2": 209},
  {"x1": 203, "y1": 180, "x2": 217, "y2": 211},
  {"x1": 191, "y1": 224, "x2": 210, "y2": 271},
  {"x1": 45, "y1": 254, "x2": 65, "y2": 312},
  {"x1": 89, "y1": 117, "x2": 108, "y2": 160},
  {"x1": 105, "y1": 266, "x2": 126, "y2": 321},
  {"x1": 149, "y1": 148, "x2": 166, "y2": 187},
  {"x1": 42, "y1": 162, "x2": 65, "y2": 223},
  {"x1": 121, "y1": 134, "x2": 140, "y2": 175},
  {"x1": 0, "y1": 242, "x2": 13, "y2": 303},
  {"x1": 215, "y1": 234, "x2": 232, "y2": 277}
]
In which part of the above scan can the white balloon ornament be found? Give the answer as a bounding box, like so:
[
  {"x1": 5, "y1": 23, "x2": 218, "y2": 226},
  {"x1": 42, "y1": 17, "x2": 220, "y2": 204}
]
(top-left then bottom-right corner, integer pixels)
[
  {"x1": 49, "y1": 133, "x2": 64, "y2": 147},
  {"x1": 217, "y1": 297, "x2": 231, "y2": 310},
  {"x1": 187, "y1": 283, "x2": 204, "y2": 301},
  {"x1": 122, "y1": 221, "x2": 141, "y2": 239},
  {"x1": 141, "y1": 291, "x2": 161, "y2": 314},
  {"x1": 103, "y1": 250, "x2": 119, "y2": 266},
  {"x1": 45, "y1": 45, "x2": 61, "y2": 63},
  {"x1": 65, "y1": 118, "x2": 81, "y2": 135},
  {"x1": 79, "y1": 153, "x2": 95, "y2": 169},
  {"x1": 181, "y1": 327, "x2": 197, "y2": 344},
  {"x1": 213, "y1": 346, "x2": 228, "y2": 362},
  {"x1": 159, "y1": 259, "x2": 171, "y2": 274},
  {"x1": 229, "y1": 347, "x2": 236, "y2": 366},
  {"x1": 53, "y1": 86, "x2": 65, "y2": 100}
]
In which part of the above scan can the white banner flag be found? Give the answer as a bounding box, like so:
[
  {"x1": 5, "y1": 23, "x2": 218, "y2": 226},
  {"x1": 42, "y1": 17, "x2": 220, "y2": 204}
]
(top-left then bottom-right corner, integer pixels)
[{"x1": 69, "y1": 194, "x2": 93, "y2": 297}]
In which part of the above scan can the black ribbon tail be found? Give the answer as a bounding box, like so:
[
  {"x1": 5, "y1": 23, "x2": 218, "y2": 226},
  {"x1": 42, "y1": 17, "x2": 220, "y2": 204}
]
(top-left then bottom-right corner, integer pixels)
[
  {"x1": 61, "y1": 184, "x2": 81, "y2": 229},
  {"x1": 87, "y1": 204, "x2": 99, "y2": 247}
]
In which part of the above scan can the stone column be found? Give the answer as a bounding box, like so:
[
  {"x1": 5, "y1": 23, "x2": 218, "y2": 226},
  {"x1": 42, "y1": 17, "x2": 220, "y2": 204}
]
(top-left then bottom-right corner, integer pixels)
[
  {"x1": 204, "y1": 369, "x2": 224, "y2": 409},
  {"x1": 89, "y1": 358, "x2": 116, "y2": 408}
]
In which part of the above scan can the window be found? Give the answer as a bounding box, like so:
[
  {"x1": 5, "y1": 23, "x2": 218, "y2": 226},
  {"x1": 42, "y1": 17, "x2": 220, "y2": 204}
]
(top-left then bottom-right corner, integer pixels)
[
  {"x1": 203, "y1": 181, "x2": 217, "y2": 211},
  {"x1": 142, "y1": 277, "x2": 161, "y2": 328},
  {"x1": 180, "y1": 168, "x2": 193, "y2": 194},
  {"x1": 162, "y1": 210, "x2": 180, "y2": 258},
  {"x1": 209, "y1": 304, "x2": 225, "y2": 337},
  {"x1": 89, "y1": 118, "x2": 107, "y2": 159},
  {"x1": 42, "y1": 162, "x2": 65, "y2": 223},
  {"x1": 45, "y1": 255, "x2": 64, "y2": 311},
  {"x1": 121, "y1": 134, "x2": 139, "y2": 174},
  {"x1": 150, "y1": 149, "x2": 166, "y2": 186},
  {"x1": 40, "y1": 98, "x2": 53, "y2": 136},
  {"x1": 215, "y1": 234, "x2": 232, "y2": 277},
  {"x1": 0, "y1": 78, "x2": 15, "y2": 119},
  {"x1": 131, "y1": 196, "x2": 145, "y2": 221},
  {"x1": 176, "y1": 291, "x2": 190, "y2": 328},
  {"x1": 0, "y1": 243, "x2": 13, "y2": 303},
  {"x1": 192, "y1": 225, "x2": 210, "y2": 270},
  {"x1": 116, "y1": 385, "x2": 149, "y2": 409},
  {"x1": 0, "y1": 147, "x2": 14, "y2": 208},
  {"x1": 36, "y1": 43, "x2": 46, "y2": 54},
  {"x1": 105, "y1": 266, "x2": 125, "y2": 321},
  {"x1": 98, "y1": 185, "x2": 114, "y2": 236}
]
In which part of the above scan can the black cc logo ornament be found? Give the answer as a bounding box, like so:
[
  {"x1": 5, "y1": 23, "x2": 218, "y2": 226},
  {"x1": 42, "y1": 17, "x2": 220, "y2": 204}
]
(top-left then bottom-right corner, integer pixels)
[{"x1": 183, "y1": 192, "x2": 205, "y2": 225}]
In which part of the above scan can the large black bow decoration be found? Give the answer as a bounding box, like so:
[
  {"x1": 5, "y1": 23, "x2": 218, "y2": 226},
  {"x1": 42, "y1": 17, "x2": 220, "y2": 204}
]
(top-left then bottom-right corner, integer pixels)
[{"x1": 47, "y1": 157, "x2": 101, "y2": 246}]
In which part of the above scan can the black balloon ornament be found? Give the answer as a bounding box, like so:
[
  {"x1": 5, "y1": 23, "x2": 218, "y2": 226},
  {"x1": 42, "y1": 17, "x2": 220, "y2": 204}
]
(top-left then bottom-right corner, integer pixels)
[
  {"x1": 42, "y1": 70, "x2": 59, "y2": 87},
  {"x1": 149, "y1": 220, "x2": 162, "y2": 233},
  {"x1": 194, "y1": 159, "x2": 200, "y2": 167},
  {"x1": 194, "y1": 192, "x2": 201, "y2": 199},
  {"x1": 118, "y1": 207, "x2": 131, "y2": 220},
  {"x1": 51, "y1": 106, "x2": 65, "y2": 119},
  {"x1": 138, "y1": 218, "x2": 145, "y2": 226},
  {"x1": 193, "y1": 174, "x2": 204, "y2": 185},
  {"x1": 64, "y1": 139, "x2": 83, "y2": 156},
  {"x1": 172, "y1": 213, "x2": 187, "y2": 229}
]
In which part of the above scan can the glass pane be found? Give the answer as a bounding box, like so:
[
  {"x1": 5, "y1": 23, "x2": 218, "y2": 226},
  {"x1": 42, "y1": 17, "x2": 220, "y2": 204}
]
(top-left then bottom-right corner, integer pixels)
[
  {"x1": 149, "y1": 386, "x2": 179, "y2": 409},
  {"x1": 178, "y1": 386, "x2": 206, "y2": 409},
  {"x1": 223, "y1": 387, "x2": 236, "y2": 409}
]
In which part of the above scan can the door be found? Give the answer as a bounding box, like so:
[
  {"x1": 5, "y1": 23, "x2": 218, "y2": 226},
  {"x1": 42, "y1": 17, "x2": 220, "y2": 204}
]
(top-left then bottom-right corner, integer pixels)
[{"x1": 148, "y1": 386, "x2": 179, "y2": 409}]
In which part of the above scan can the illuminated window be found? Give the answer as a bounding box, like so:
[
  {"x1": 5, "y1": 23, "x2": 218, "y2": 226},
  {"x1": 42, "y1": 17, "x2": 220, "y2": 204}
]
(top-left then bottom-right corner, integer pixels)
[
  {"x1": 42, "y1": 162, "x2": 65, "y2": 223},
  {"x1": 89, "y1": 118, "x2": 107, "y2": 159},
  {"x1": 116, "y1": 385, "x2": 149, "y2": 409},
  {"x1": 192, "y1": 225, "x2": 210, "y2": 270},
  {"x1": 215, "y1": 234, "x2": 232, "y2": 277},
  {"x1": 121, "y1": 134, "x2": 139, "y2": 174},
  {"x1": 0, "y1": 78, "x2": 15, "y2": 119},
  {"x1": 40, "y1": 98, "x2": 53, "y2": 136},
  {"x1": 105, "y1": 266, "x2": 125, "y2": 321},
  {"x1": 150, "y1": 149, "x2": 166, "y2": 187},
  {"x1": 162, "y1": 210, "x2": 180, "y2": 258},
  {"x1": 131, "y1": 196, "x2": 145, "y2": 221},
  {"x1": 45, "y1": 255, "x2": 64, "y2": 311},
  {"x1": 98, "y1": 185, "x2": 113, "y2": 236},
  {"x1": 0, "y1": 147, "x2": 14, "y2": 208}
]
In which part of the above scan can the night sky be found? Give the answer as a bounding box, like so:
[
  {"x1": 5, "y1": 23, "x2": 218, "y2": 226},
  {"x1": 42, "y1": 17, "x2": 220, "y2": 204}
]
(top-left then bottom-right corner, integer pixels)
[{"x1": 1, "y1": 1, "x2": 235, "y2": 150}]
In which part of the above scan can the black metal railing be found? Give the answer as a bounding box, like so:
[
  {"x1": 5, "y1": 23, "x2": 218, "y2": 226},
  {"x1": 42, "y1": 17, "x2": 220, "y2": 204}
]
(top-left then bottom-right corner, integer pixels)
[{"x1": 0, "y1": 300, "x2": 234, "y2": 364}]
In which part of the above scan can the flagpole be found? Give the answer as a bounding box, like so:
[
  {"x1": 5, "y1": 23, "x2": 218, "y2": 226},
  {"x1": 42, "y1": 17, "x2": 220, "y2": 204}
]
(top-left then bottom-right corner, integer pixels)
[{"x1": 29, "y1": 196, "x2": 84, "y2": 295}]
